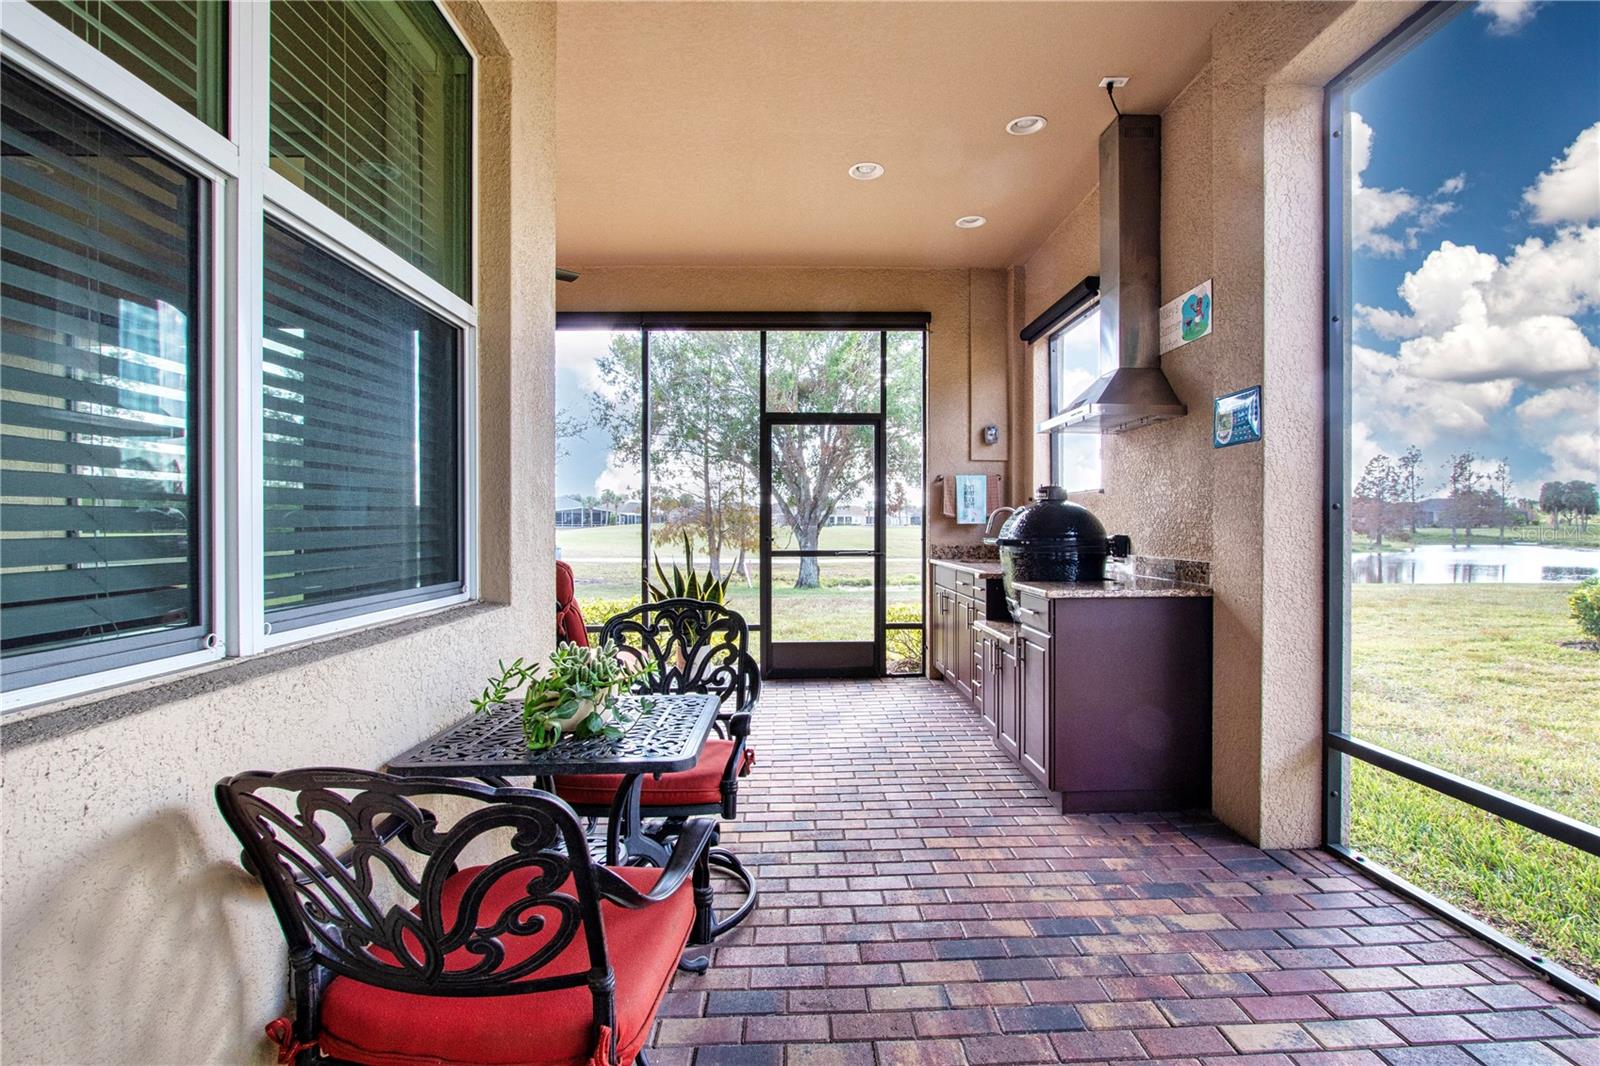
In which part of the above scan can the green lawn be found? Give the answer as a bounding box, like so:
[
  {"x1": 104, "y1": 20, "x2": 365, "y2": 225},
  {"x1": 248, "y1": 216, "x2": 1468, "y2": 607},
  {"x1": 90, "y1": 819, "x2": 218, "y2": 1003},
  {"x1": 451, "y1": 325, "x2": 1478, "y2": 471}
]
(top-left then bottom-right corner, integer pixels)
[
  {"x1": 1353, "y1": 524, "x2": 1600, "y2": 550},
  {"x1": 1349, "y1": 583, "x2": 1600, "y2": 978},
  {"x1": 557, "y1": 523, "x2": 927, "y2": 665}
]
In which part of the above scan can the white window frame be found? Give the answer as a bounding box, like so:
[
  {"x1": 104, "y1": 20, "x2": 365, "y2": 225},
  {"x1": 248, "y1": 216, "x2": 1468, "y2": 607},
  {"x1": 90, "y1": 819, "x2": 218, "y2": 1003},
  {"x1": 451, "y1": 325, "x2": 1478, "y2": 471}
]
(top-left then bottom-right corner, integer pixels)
[{"x1": 1, "y1": 0, "x2": 480, "y2": 711}]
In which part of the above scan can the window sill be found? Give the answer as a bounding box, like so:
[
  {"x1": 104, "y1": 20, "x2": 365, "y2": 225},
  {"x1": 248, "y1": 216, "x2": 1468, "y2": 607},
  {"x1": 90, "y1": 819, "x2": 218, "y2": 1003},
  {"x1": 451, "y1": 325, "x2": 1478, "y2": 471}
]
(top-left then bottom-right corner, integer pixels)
[{"x1": 1, "y1": 599, "x2": 502, "y2": 748}]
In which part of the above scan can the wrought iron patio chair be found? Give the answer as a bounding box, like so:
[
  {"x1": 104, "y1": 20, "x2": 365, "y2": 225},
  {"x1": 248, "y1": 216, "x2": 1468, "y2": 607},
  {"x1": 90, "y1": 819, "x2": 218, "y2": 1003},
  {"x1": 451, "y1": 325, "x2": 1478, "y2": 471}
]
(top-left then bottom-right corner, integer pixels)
[
  {"x1": 554, "y1": 598, "x2": 760, "y2": 936},
  {"x1": 217, "y1": 767, "x2": 714, "y2": 1066}
]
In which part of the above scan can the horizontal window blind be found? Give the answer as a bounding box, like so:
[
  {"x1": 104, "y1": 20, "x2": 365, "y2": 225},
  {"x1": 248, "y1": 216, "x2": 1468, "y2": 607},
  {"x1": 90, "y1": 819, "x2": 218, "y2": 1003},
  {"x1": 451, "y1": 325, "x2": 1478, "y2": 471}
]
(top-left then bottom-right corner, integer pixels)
[
  {"x1": 262, "y1": 221, "x2": 460, "y2": 625},
  {"x1": 269, "y1": 0, "x2": 471, "y2": 297},
  {"x1": 1, "y1": 65, "x2": 207, "y2": 666},
  {"x1": 32, "y1": 0, "x2": 227, "y2": 132}
]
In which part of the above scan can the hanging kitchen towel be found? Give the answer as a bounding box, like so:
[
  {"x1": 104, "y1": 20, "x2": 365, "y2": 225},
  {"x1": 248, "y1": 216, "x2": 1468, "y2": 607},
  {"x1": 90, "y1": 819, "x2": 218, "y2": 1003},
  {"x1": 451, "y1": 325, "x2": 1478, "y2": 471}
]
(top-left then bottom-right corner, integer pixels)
[
  {"x1": 940, "y1": 475, "x2": 956, "y2": 518},
  {"x1": 987, "y1": 474, "x2": 1004, "y2": 514}
]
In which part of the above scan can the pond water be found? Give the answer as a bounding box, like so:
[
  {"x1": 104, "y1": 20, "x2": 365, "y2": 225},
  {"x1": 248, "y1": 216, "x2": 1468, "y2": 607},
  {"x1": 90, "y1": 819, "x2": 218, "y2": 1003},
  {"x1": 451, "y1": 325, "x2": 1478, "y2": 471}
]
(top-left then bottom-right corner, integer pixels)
[{"x1": 1350, "y1": 543, "x2": 1600, "y2": 584}]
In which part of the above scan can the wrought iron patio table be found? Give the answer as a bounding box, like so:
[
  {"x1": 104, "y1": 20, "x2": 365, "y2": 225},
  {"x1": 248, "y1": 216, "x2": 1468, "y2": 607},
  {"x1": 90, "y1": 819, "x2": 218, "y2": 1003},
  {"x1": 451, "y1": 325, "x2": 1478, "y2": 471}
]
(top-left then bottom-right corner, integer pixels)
[{"x1": 386, "y1": 692, "x2": 719, "y2": 866}]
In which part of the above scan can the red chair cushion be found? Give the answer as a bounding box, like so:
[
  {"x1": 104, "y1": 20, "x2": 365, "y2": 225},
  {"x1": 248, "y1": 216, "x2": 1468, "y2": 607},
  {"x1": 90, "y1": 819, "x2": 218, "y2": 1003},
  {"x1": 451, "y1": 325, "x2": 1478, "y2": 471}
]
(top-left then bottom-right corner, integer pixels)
[
  {"x1": 553, "y1": 739, "x2": 753, "y2": 809},
  {"x1": 318, "y1": 865, "x2": 693, "y2": 1066},
  {"x1": 555, "y1": 562, "x2": 589, "y2": 647}
]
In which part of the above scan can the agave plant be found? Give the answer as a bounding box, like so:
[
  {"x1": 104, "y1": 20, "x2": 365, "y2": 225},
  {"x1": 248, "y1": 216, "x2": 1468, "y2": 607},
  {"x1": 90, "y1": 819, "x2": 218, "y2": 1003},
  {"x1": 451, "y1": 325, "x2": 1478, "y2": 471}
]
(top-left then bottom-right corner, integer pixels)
[{"x1": 648, "y1": 533, "x2": 731, "y2": 603}]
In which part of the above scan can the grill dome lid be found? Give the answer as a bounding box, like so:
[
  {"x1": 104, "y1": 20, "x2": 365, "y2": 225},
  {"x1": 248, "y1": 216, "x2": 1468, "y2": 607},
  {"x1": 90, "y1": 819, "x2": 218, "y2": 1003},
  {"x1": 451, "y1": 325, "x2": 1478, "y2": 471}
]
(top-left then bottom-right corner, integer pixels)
[{"x1": 996, "y1": 485, "x2": 1110, "y2": 548}]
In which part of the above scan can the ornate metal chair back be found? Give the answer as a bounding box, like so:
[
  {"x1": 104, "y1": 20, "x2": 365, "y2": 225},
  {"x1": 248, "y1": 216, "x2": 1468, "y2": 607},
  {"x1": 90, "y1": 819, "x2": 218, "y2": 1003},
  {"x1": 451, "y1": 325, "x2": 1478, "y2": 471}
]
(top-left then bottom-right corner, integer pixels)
[
  {"x1": 216, "y1": 768, "x2": 617, "y2": 1016},
  {"x1": 601, "y1": 598, "x2": 760, "y2": 715}
]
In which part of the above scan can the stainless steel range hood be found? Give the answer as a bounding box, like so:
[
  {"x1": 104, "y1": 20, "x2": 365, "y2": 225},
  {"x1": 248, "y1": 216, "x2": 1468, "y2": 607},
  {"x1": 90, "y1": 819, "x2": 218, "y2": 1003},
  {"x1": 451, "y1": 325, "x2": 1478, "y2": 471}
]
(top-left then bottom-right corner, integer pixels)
[{"x1": 1046, "y1": 114, "x2": 1186, "y2": 435}]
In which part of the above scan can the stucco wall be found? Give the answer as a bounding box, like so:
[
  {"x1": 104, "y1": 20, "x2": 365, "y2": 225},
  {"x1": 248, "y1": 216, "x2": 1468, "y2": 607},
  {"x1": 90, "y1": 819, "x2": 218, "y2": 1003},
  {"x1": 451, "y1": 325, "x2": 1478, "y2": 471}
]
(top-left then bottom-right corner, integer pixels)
[
  {"x1": 554, "y1": 266, "x2": 1011, "y2": 549},
  {"x1": 1014, "y1": 67, "x2": 1216, "y2": 562},
  {"x1": 1008, "y1": 2, "x2": 1417, "y2": 847},
  {"x1": 0, "y1": 4, "x2": 558, "y2": 1063}
]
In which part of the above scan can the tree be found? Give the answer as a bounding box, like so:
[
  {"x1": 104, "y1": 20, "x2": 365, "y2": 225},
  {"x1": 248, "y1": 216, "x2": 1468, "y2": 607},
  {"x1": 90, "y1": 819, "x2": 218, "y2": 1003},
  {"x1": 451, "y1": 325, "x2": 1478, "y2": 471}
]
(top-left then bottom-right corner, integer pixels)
[
  {"x1": 1353, "y1": 454, "x2": 1406, "y2": 548},
  {"x1": 1492, "y1": 458, "x2": 1514, "y2": 543},
  {"x1": 591, "y1": 330, "x2": 921, "y2": 590},
  {"x1": 555, "y1": 411, "x2": 584, "y2": 462},
  {"x1": 1539, "y1": 480, "x2": 1599, "y2": 530},
  {"x1": 1395, "y1": 445, "x2": 1427, "y2": 539},
  {"x1": 574, "y1": 493, "x2": 602, "y2": 527},
  {"x1": 591, "y1": 332, "x2": 760, "y2": 579},
  {"x1": 1567, "y1": 480, "x2": 1599, "y2": 531},
  {"x1": 598, "y1": 489, "x2": 624, "y2": 526},
  {"x1": 1443, "y1": 453, "x2": 1494, "y2": 548}
]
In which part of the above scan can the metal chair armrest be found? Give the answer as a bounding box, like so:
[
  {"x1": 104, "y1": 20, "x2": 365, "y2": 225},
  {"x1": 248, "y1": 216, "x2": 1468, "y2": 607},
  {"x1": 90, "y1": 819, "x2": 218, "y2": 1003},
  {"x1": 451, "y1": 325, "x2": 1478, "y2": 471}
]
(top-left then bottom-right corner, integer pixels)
[{"x1": 594, "y1": 815, "x2": 717, "y2": 907}]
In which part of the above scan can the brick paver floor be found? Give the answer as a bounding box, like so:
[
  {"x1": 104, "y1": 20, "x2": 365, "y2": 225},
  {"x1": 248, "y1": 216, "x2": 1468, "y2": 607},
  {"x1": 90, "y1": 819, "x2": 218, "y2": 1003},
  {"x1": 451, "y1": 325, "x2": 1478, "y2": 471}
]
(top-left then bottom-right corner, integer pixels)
[{"x1": 649, "y1": 677, "x2": 1599, "y2": 1066}]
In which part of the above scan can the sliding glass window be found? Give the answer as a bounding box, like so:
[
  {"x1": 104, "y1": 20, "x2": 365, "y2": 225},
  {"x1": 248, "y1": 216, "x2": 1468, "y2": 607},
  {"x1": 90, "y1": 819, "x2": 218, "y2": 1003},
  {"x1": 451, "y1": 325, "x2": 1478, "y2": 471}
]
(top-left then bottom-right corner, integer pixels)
[
  {"x1": 31, "y1": 0, "x2": 227, "y2": 132},
  {"x1": 269, "y1": 0, "x2": 472, "y2": 296},
  {"x1": 1046, "y1": 307, "x2": 1103, "y2": 492},
  {"x1": 2, "y1": 0, "x2": 476, "y2": 707},
  {"x1": 1326, "y1": 2, "x2": 1600, "y2": 990},
  {"x1": 262, "y1": 223, "x2": 460, "y2": 629},
  {"x1": 1, "y1": 65, "x2": 209, "y2": 687}
]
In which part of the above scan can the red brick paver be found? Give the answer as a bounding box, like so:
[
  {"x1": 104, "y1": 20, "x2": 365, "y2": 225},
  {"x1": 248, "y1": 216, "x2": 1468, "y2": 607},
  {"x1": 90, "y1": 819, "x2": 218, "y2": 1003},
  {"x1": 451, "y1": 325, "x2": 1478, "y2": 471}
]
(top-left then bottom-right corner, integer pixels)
[{"x1": 649, "y1": 679, "x2": 1599, "y2": 1064}]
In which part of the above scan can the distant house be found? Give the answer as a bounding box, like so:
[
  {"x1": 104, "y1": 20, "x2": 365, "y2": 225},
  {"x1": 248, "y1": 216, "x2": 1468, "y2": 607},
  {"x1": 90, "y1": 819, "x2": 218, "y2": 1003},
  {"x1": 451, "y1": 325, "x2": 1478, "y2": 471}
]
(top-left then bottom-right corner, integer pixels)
[
  {"x1": 555, "y1": 495, "x2": 593, "y2": 527},
  {"x1": 557, "y1": 496, "x2": 644, "y2": 527},
  {"x1": 1414, "y1": 498, "x2": 1450, "y2": 527}
]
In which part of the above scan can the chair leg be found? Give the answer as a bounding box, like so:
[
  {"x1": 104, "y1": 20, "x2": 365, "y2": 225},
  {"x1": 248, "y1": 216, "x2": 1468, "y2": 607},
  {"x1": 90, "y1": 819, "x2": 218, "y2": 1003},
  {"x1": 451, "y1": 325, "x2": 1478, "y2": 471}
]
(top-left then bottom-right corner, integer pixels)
[
  {"x1": 707, "y1": 847, "x2": 758, "y2": 939},
  {"x1": 635, "y1": 1049, "x2": 651, "y2": 1066}
]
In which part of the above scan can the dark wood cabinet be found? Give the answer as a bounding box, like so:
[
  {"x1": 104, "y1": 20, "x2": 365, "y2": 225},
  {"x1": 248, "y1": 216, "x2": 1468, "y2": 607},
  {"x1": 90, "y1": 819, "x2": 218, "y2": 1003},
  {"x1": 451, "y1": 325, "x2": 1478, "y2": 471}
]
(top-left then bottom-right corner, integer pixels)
[
  {"x1": 977, "y1": 635, "x2": 998, "y2": 730},
  {"x1": 1017, "y1": 626, "x2": 1052, "y2": 788},
  {"x1": 936, "y1": 562, "x2": 1213, "y2": 815},
  {"x1": 995, "y1": 639, "x2": 1019, "y2": 760},
  {"x1": 953, "y1": 595, "x2": 974, "y2": 699}
]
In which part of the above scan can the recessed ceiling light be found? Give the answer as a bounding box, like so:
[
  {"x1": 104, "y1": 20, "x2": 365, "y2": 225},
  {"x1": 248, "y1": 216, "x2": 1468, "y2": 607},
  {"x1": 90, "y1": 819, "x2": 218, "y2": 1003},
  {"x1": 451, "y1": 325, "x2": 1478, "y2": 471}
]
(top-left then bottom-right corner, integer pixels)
[
  {"x1": 955, "y1": 215, "x2": 987, "y2": 229},
  {"x1": 1006, "y1": 115, "x2": 1047, "y2": 136},
  {"x1": 848, "y1": 162, "x2": 884, "y2": 181}
]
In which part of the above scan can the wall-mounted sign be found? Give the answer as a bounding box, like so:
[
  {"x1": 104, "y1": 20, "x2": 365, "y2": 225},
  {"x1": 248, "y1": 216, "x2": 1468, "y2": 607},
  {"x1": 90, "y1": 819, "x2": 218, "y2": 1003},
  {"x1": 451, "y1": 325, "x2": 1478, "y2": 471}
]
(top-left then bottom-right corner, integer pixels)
[
  {"x1": 1160, "y1": 278, "x2": 1213, "y2": 354},
  {"x1": 954, "y1": 474, "x2": 989, "y2": 525},
  {"x1": 1213, "y1": 386, "x2": 1262, "y2": 449}
]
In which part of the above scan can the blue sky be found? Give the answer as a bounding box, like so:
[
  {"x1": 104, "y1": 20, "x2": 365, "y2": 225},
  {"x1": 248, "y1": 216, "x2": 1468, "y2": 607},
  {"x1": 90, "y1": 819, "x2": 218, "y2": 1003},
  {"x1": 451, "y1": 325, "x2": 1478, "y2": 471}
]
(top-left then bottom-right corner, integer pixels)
[{"x1": 1348, "y1": 0, "x2": 1600, "y2": 499}]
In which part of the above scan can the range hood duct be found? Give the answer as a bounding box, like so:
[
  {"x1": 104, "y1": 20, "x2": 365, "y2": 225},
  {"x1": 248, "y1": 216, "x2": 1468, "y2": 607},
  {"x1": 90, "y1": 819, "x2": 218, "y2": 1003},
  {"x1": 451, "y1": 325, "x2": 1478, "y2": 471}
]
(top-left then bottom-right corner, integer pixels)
[{"x1": 1054, "y1": 114, "x2": 1186, "y2": 434}]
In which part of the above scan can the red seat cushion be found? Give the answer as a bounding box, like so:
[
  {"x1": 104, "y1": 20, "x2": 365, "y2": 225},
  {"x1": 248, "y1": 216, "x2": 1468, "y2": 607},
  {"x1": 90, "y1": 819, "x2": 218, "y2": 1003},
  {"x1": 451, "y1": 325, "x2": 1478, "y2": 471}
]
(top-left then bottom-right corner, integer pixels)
[
  {"x1": 318, "y1": 865, "x2": 693, "y2": 1066},
  {"x1": 553, "y1": 739, "x2": 752, "y2": 809},
  {"x1": 555, "y1": 562, "x2": 589, "y2": 647}
]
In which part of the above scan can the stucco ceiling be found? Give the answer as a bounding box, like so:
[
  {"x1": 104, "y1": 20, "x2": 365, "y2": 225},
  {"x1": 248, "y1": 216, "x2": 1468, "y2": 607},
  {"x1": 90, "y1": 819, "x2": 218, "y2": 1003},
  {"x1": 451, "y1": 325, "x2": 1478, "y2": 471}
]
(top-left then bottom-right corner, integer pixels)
[{"x1": 555, "y1": 1, "x2": 1228, "y2": 270}]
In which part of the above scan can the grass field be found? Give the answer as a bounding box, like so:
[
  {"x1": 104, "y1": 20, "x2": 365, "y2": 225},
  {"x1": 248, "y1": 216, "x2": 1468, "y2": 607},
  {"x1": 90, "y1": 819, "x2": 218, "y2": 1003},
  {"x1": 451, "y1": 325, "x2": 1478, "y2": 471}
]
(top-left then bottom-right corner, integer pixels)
[
  {"x1": 557, "y1": 523, "x2": 926, "y2": 650},
  {"x1": 1349, "y1": 582, "x2": 1600, "y2": 978},
  {"x1": 1352, "y1": 524, "x2": 1600, "y2": 550}
]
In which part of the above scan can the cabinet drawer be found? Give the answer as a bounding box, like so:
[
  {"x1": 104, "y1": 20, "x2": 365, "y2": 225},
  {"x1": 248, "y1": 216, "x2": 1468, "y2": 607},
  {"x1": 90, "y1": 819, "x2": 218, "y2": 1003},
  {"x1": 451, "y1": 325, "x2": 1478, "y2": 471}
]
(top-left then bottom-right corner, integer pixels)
[
  {"x1": 932, "y1": 564, "x2": 956, "y2": 591},
  {"x1": 1014, "y1": 591, "x2": 1049, "y2": 629}
]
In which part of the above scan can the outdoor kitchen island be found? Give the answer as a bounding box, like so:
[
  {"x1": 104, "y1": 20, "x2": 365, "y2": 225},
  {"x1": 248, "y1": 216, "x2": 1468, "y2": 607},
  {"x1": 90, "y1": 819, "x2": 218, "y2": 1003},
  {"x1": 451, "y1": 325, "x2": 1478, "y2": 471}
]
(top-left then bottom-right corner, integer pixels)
[{"x1": 931, "y1": 560, "x2": 1213, "y2": 812}]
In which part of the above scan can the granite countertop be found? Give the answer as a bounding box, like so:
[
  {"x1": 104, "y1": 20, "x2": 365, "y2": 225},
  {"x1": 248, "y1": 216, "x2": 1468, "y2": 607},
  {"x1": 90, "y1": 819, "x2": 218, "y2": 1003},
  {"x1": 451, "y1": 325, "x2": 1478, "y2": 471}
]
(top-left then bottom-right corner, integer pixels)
[
  {"x1": 972, "y1": 618, "x2": 1018, "y2": 643},
  {"x1": 930, "y1": 559, "x2": 1003, "y2": 578},
  {"x1": 1012, "y1": 573, "x2": 1213, "y2": 599}
]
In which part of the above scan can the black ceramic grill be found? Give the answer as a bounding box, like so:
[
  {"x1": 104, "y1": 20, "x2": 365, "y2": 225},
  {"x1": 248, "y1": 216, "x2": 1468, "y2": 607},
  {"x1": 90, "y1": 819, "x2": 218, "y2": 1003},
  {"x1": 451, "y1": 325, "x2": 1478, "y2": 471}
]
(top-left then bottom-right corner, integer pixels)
[{"x1": 996, "y1": 486, "x2": 1131, "y2": 618}]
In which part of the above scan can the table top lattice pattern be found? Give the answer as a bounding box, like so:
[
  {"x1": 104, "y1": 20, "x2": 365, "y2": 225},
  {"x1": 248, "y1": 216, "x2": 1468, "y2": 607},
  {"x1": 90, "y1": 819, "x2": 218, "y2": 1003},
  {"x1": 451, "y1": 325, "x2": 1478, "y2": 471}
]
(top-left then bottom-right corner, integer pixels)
[{"x1": 387, "y1": 693, "x2": 718, "y2": 777}]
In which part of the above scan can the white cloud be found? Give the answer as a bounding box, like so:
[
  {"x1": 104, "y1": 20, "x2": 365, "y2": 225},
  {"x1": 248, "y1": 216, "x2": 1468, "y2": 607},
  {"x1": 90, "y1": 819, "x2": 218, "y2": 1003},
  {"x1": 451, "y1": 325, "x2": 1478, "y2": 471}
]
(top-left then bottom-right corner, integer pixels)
[
  {"x1": 1403, "y1": 313, "x2": 1599, "y2": 386},
  {"x1": 1488, "y1": 226, "x2": 1600, "y2": 320},
  {"x1": 1515, "y1": 383, "x2": 1600, "y2": 427},
  {"x1": 1357, "y1": 234, "x2": 1600, "y2": 385},
  {"x1": 1353, "y1": 344, "x2": 1516, "y2": 442},
  {"x1": 1477, "y1": 0, "x2": 1541, "y2": 35},
  {"x1": 1544, "y1": 429, "x2": 1600, "y2": 482},
  {"x1": 1515, "y1": 384, "x2": 1600, "y2": 487},
  {"x1": 1349, "y1": 112, "x2": 1460, "y2": 257},
  {"x1": 1523, "y1": 123, "x2": 1600, "y2": 225}
]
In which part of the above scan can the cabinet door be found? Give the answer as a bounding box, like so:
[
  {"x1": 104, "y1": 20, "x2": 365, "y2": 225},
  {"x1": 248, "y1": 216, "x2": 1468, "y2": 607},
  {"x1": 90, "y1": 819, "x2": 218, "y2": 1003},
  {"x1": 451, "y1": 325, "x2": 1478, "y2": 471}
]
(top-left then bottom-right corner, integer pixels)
[
  {"x1": 954, "y1": 597, "x2": 974, "y2": 696},
  {"x1": 978, "y1": 638, "x2": 998, "y2": 730},
  {"x1": 996, "y1": 643, "x2": 1020, "y2": 759},
  {"x1": 931, "y1": 591, "x2": 949, "y2": 675},
  {"x1": 1018, "y1": 631, "x2": 1052, "y2": 788}
]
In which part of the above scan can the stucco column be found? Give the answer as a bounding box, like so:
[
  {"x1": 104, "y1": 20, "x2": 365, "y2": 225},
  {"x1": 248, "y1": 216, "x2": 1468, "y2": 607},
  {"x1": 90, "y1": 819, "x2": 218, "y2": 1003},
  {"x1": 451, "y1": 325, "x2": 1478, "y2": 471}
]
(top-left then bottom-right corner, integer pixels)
[{"x1": 1204, "y1": 1, "x2": 1416, "y2": 848}]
